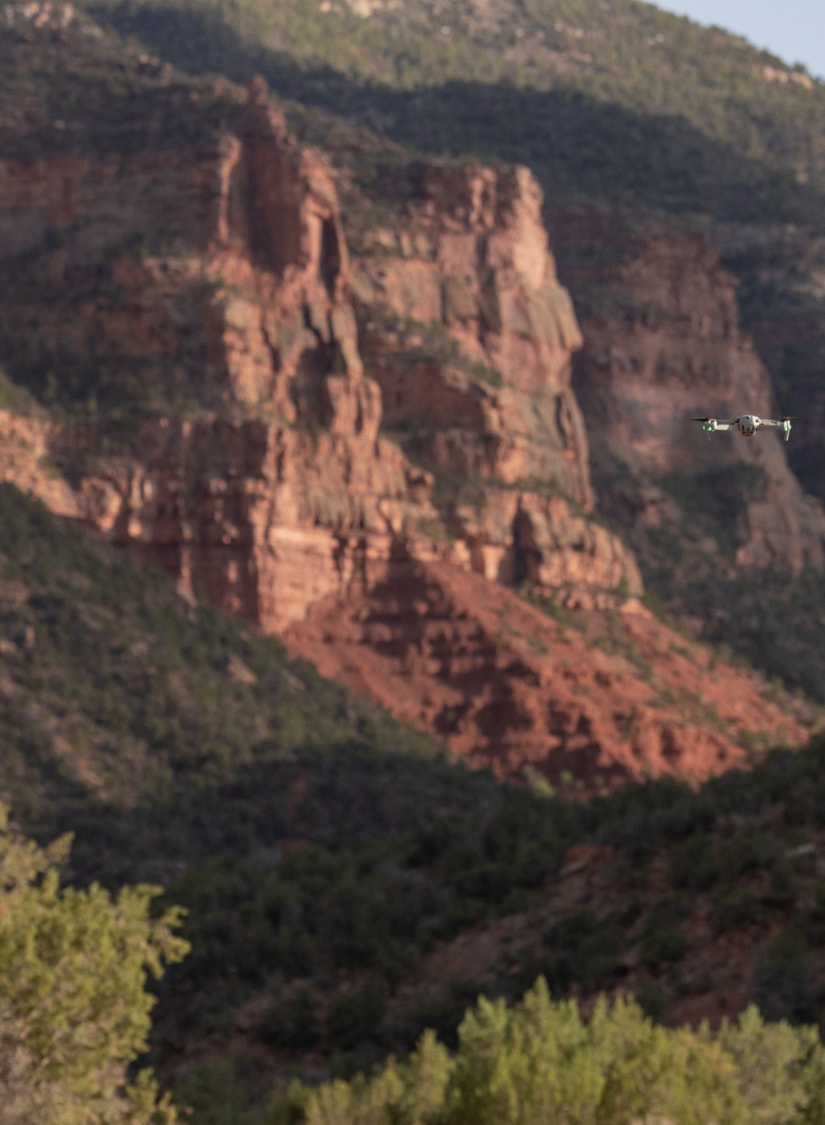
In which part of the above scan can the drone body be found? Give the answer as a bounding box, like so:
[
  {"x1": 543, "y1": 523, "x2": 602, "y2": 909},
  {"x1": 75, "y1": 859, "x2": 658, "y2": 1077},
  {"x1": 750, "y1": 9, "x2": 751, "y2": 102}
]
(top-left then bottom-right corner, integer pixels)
[{"x1": 690, "y1": 414, "x2": 794, "y2": 441}]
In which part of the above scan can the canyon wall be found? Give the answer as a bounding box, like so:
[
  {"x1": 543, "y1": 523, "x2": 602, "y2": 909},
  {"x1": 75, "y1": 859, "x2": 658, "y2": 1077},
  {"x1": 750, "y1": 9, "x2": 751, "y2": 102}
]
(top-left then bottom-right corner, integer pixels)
[
  {"x1": 0, "y1": 61, "x2": 640, "y2": 631},
  {"x1": 547, "y1": 207, "x2": 825, "y2": 581},
  {"x1": 0, "y1": 17, "x2": 815, "y2": 784}
]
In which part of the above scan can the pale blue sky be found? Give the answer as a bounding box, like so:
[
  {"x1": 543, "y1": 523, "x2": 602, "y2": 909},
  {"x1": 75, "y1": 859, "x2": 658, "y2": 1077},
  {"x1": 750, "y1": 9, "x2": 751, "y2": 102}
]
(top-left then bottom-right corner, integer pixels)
[{"x1": 650, "y1": 1, "x2": 825, "y2": 80}]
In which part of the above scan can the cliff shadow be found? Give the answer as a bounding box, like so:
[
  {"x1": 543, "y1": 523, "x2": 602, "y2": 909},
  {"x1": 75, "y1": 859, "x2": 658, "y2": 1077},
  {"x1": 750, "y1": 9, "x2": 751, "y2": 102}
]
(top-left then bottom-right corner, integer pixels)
[{"x1": 87, "y1": 2, "x2": 825, "y2": 227}]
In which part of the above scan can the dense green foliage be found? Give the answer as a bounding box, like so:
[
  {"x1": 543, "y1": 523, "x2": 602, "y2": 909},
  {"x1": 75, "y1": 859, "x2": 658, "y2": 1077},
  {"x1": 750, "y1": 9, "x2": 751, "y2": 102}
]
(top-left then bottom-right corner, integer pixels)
[
  {"x1": 0, "y1": 9, "x2": 235, "y2": 162},
  {"x1": 0, "y1": 805, "x2": 188, "y2": 1123},
  {"x1": 273, "y1": 980, "x2": 825, "y2": 1125}
]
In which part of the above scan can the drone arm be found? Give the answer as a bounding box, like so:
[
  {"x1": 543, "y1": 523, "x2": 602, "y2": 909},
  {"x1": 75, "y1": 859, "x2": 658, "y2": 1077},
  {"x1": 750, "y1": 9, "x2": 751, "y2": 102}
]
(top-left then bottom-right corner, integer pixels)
[{"x1": 759, "y1": 418, "x2": 794, "y2": 440}]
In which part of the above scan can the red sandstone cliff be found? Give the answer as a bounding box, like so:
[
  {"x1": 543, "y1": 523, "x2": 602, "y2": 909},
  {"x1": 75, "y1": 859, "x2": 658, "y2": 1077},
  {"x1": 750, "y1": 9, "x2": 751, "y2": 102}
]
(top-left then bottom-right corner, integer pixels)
[
  {"x1": 547, "y1": 207, "x2": 825, "y2": 580},
  {"x1": 0, "y1": 20, "x2": 816, "y2": 785},
  {"x1": 349, "y1": 162, "x2": 630, "y2": 596},
  {"x1": 0, "y1": 58, "x2": 640, "y2": 624}
]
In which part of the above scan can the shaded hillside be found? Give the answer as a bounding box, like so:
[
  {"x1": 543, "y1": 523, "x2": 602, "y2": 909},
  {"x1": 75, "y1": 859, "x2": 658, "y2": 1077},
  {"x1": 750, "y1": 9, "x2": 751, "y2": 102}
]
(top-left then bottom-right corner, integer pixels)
[
  {"x1": 169, "y1": 727, "x2": 825, "y2": 1118},
  {"x1": 83, "y1": 0, "x2": 825, "y2": 224},
  {"x1": 0, "y1": 480, "x2": 441, "y2": 854},
  {"x1": 716, "y1": 224, "x2": 825, "y2": 506},
  {"x1": 4, "y1": 481, "x2": 825, "y2": 1117}
]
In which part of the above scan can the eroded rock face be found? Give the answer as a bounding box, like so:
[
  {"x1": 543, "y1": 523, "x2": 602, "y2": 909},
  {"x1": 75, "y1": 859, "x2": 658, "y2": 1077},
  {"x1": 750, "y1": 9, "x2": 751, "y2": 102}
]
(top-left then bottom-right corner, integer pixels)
[
  {"x1": 548, "y1": 208, "x2": 825, "y2": 576},
  {"x1": 343, "y1": 162, "x2": 644, "y2": 599},
  {"x1": 3, "y1": 44, "x2": 810, "y2": 787},
  {"x1": 351, "y1": 163, "x2": 591, "y2": 503},
  {"x1": 0, "y1": 73, "x2": 639, "y2": 632},
  {"x1": 0, "y1": 76, "x2": 426, "y2": 627}
]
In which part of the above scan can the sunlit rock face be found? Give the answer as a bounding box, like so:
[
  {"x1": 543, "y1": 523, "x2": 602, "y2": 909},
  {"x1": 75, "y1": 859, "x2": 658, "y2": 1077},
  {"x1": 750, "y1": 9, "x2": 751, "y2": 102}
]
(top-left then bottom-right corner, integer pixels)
[
  {"x1": 0, "y1": 68, "x2": 640, "y2": 628},
  {"x1": 346, "y1": 161, "x2": 642, "y2": 598},
  {"x1": 13, "y1": 44, "x2": 779, "y2": 787},
  {"x1": 351, "y1": 162, "x2": 590, "y2": 502}
]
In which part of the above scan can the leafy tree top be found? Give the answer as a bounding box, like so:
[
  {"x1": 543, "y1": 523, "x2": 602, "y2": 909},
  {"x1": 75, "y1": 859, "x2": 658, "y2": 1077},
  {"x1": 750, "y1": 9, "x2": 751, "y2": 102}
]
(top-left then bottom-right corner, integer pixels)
[{"x1": 0, "y1": 804, "x2": 189, "y2": 1124}]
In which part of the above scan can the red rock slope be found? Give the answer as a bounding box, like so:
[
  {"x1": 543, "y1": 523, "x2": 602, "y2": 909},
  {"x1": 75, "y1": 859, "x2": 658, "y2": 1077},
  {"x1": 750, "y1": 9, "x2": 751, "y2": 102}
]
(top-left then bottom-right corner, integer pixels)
[{"x1": 285, "y1": 544, "x2": 813, "y2": 788}]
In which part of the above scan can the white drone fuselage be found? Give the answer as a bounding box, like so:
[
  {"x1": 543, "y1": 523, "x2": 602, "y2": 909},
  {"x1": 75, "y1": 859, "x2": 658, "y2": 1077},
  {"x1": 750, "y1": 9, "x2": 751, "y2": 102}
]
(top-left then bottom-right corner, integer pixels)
[
  {"x1": 694, "y1": 414, "x2": 792, "y2": 441},
  {"x1": 721, "y1": 414, "x2": 759, "y2": 437}
]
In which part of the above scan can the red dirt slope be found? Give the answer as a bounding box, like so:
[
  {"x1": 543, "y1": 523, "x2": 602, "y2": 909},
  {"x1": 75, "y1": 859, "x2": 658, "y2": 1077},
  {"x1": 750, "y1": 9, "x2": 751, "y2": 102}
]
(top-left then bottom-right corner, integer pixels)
[{"x1": 284, "y1": 549, "x2": 814, "y2": 790}]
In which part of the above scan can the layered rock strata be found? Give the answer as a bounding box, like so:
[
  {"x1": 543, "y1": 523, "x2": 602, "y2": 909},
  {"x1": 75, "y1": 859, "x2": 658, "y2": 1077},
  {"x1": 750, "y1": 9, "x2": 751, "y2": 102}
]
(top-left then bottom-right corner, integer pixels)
[
  {"x1": 0, "y1": 71, "x2": 640, "y2": 630},
  {"x1": 348, "y1": 163, "x2": 640, "y2": 599},
  {"x1": 0, "y1": 36, "x2": 811, "y2": 785},
  {"x1": 285, "y1": 552, "x2": 809, "y2": 785},
  {"x1": 548, "y1": 207, "x2": 825, "y2": 576}
]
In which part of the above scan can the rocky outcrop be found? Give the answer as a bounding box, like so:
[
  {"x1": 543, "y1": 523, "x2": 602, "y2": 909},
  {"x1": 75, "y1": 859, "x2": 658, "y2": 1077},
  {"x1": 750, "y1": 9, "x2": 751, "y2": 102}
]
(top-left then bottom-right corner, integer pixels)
[
  {"x1": 349, "y1": 163, "x2": 616, "y2": 594},
  {"x1": 0, "y1": 29, "x2": 814, "y2": 787},
  {"x1": 0, "y1": 59, "x2": 640, "y2": 630},
  {"x1": 352, "y1": 163, "x2": 588, "y2": 504},
  {"x1": 0, "y1": 72, "x2": 424, "y2": 627},
  {"x1": 548, "y1": 207, "x2": 825, "y2": 577}
]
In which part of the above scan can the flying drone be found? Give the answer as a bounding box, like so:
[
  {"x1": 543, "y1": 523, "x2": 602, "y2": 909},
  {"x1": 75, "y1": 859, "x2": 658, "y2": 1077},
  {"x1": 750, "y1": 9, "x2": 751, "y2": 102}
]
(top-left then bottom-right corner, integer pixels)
[{"x1": 689, "y1": 414, "x2": 795, "y2": 442}]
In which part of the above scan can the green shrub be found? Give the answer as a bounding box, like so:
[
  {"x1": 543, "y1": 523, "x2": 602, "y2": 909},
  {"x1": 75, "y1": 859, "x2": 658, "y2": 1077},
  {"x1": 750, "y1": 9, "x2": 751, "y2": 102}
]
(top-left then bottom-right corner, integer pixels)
[
  {"x1": 326, "y1": 982, "x2": 388, "y2": 1051},
  {"x1": 757, "y1": 929, "x2": 817, "y2": 1024},
  {"x1": 258, "y1": 988, "x2": 320, "y2": 1051},
  {"x1": 713, "y1": 888, "x2": 760, "y2": 933},
  {"x1": 670, "y1": 833, "x2": 722, "y2": 891},
  {"x1": 544, "y1": 909, "x2": 621, "y2": 991},
  {"x1": 640, "y1": 924, "x2": 689, "y2": 969}
]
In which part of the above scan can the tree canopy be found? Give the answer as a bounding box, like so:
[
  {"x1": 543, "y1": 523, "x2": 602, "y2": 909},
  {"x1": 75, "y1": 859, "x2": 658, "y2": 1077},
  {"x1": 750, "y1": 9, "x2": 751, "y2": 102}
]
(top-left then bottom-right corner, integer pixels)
[
  {"x1": 0, "y1": 804, "x2": 189, "y2": 1124},
  {"x1": 280, "y1": 977, "x2": 825, "y2": 1125}
]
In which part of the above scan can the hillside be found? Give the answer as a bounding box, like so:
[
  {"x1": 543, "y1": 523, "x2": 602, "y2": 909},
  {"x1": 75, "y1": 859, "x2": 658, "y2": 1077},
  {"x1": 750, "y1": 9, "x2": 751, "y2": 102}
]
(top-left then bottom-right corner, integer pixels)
[
  {"x1": 0, "y1": 6, "x2": 819, "y2": 765},
  {"x1": 3, "y1": 0, "x2": 825, "y2": 703},
  {"x1": 4, "y1": 480, "x2": 825, "y2": 1120},
  {"x1": 4, "y1": 2, "x2": 825, "y2": 1118},
  {"x1": 83, "y1": 0, "x2": 825, "y2": 220}
]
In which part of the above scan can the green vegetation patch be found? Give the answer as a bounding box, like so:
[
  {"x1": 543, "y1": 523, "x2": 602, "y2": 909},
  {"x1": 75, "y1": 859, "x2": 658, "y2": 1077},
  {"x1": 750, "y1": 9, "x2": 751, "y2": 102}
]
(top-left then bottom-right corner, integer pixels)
[
  {"x1": 0, "y1": 805, "x2": 187, "y2": 1123},
  {"x1": 272, "y1": 979, "x2": 825, "y2": 1125},
  {"x1": 80, "y1": 0, "x2": 825, "y2": 225}
]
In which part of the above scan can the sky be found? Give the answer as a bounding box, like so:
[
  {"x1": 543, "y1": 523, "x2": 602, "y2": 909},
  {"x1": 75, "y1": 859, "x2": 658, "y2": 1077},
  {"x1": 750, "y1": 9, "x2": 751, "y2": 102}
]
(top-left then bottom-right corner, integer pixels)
[{"x1": 650, "y1": 1, "x2": 825, "y2": 80}]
